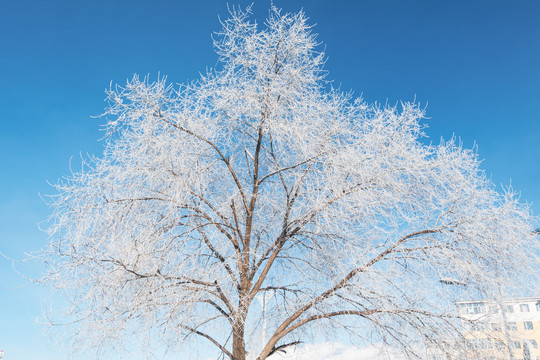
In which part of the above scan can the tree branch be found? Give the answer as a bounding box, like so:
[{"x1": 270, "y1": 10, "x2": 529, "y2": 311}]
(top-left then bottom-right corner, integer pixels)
[{"x1": 179, "y1": 323, "x2": 233, "y2": 359}]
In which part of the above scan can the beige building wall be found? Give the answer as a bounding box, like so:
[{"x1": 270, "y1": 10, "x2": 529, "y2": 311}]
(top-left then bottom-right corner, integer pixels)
[{"x1": 457, "y1": 297, "x2": 540, "y2": 360}]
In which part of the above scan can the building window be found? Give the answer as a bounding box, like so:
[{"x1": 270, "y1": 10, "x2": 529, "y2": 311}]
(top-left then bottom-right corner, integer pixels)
[
  {"x1": 506, "y1": 305, "x2": 514, "y2": 313},
  {"x1": 506, "y1": 322, "x2": 517, "y2": 331},
  {"x1": 467, "y1": 338, "x2": 492, "y2": 350},
  {"x1": 495, "y1": 341, "x2": 505, "y2": 350},
  {"x1": 531, "y1": 340, "x2": 538, "y2": 349},
  {"x1": 520, "y1": 304, "x2": 530, "y2": 312},
  {"x1": 460, "y1": 302, "x2": 486, "y2": 314},
  {"x1": 512, "y1": 340, "x2": 521, "y2": 349},
  {"x1": 491, "y1": 322, "x2": 501, "y2": 331},
  {"x1": 524, "y1": 321, "x2": 534, "y2": 330},
  {"x1": 536, "y1": 302, "x2": 540, "y2": 311},
  {"x1": 466, "y1": 321, "x2": 488, "y2": 332},
  {"x1": 488, "y1": 305, "x2": 499, "y2": 314}
]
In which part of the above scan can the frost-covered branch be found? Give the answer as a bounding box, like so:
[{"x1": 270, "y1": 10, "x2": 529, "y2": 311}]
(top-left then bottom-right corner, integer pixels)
[{"x1": 41, "y1": 6, "x2": 538, "y2": 360}]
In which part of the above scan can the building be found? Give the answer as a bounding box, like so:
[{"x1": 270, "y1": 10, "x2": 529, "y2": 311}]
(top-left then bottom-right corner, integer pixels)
[
  {"x1": 456, "y1": 297, "x2": 540, "y2": 360},
  {"x1": 425, "y1": 337, "x2": 466, "y2": 360}
]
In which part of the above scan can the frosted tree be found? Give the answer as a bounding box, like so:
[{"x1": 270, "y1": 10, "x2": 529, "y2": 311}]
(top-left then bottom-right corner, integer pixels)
[{"x1": 43, "y1": 6, "x2": 538, "y2": 360}]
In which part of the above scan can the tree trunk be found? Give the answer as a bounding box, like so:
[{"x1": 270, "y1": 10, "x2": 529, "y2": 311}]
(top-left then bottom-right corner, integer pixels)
[{"x1": 232, "y1": 328, "x2": 246, "y2": 360}]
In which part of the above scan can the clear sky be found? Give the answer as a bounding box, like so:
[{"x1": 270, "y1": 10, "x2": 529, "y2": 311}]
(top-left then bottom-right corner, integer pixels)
[{"x1": 0, "y1": 0, "x2": 538, "y2": 359}]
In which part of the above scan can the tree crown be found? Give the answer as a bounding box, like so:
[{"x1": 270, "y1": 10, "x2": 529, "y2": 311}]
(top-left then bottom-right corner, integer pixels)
[{"x1": 43, "y1": 6, "x2": 538, "y2": 360}]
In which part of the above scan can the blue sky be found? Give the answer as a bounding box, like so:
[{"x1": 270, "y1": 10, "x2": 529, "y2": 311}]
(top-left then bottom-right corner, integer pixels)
[{"x1": 0, "y1": 0, "x2": 539, "y2": 358}]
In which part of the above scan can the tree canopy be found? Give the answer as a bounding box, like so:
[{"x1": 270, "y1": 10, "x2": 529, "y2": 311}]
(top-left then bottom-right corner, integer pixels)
[{"x1": 43, "y1": 6, "x2": 538, "y2": 360}]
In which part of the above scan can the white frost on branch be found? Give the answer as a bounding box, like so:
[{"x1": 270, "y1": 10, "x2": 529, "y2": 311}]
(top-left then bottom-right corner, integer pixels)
[{"x1": 41, "y1": 5, "x2": 538, "y2": 360}]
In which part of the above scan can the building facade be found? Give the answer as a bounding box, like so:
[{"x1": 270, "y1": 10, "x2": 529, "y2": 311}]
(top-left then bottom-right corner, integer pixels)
[
  {"x1": 425, "y1": 297, "x2": 540, "y2": 360},
  {"x1": 456, "y1": 297, "x2": 540, "y2": 360}
]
